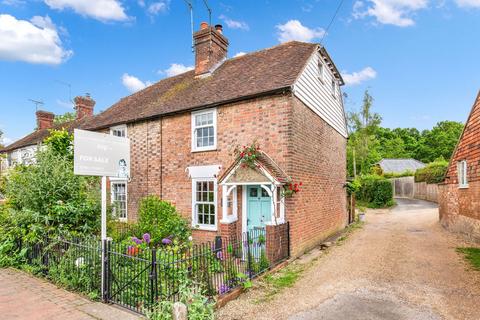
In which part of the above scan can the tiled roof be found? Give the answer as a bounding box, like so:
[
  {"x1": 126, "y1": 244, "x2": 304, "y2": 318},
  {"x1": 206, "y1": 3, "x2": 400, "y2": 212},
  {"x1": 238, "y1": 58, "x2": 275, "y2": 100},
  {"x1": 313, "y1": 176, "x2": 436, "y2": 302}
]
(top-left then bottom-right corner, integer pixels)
[
  {"x1": 377, "y1": 158, "x2": 426, "y2": 174},
  {"x1": 2, "y1": 41, "x2": 320, "y2": 153},
  {"x1": 0, "y1": 117, "x2": 91, "y2": 153},
  {"x1": 85, "y1": 41, "x2": 318, "y2": 130}
]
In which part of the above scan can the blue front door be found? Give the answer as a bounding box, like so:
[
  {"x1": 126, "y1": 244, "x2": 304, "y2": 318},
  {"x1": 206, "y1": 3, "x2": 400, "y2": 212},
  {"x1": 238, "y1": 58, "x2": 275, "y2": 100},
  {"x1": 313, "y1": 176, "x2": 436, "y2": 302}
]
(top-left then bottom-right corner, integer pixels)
[{"x1": 247, "y1": 185, "x2": 271, "y2": 232}]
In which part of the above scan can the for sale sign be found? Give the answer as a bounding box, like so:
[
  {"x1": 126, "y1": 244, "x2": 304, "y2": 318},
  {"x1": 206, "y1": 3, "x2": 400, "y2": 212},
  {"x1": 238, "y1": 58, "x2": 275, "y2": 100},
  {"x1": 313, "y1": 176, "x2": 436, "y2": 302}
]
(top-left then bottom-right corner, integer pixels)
[{"x1": 74, "y1": 129, "x2": 130, "y2": 178}]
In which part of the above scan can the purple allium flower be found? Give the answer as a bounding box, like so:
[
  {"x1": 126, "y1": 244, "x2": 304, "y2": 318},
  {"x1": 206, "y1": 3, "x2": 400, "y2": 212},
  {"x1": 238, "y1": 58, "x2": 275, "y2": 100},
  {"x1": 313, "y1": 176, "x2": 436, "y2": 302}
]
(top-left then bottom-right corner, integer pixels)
[
  {"x1": 162, "y1": 238, "x2": 172, "y2": 245},
  {"x1": 216, "y1": 251, "x2": 224, "y2": 260},
  {"x1": 131, "y1": 237, "x2": 142, "y2": 245},
  {"x1": 142, "y1": 233, "x2": 151, "y2": 244}
]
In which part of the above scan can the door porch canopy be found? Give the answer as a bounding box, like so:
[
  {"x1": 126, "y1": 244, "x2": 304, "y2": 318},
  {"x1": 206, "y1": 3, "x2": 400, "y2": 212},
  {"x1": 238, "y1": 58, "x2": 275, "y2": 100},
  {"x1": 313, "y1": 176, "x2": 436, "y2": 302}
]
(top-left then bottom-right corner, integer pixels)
[{"x1": 218, "y1": 151, "x2": 289, "y2": 226}]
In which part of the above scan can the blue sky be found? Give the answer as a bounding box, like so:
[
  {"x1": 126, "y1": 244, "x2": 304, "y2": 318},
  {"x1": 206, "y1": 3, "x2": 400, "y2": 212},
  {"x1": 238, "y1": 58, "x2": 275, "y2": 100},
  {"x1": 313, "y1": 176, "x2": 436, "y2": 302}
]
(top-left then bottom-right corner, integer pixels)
[{"x1": 0, "y1": 0, "x2": 479, "y2": 145}]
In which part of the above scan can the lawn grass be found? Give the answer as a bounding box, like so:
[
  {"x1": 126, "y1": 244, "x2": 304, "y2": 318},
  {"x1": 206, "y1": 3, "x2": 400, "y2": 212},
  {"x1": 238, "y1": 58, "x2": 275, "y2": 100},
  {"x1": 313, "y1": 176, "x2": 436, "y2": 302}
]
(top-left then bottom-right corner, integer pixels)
[{"x1": 457, "y1": 247, "x2": 480, "y2": 271}]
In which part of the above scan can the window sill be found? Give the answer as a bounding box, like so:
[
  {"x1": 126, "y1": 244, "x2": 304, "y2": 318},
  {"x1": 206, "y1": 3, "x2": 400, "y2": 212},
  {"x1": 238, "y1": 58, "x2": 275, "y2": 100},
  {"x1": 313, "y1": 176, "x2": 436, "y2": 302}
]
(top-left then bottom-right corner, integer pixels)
[
  {"x1": 192, "y1": 224, "x2": 217, "y2": 232},
  {"x1": 191, "y1": 146, "x2": 217, "y2": 153},
  {"x1": 459, "y1": 185, "x2": 469, "y2": 189}
]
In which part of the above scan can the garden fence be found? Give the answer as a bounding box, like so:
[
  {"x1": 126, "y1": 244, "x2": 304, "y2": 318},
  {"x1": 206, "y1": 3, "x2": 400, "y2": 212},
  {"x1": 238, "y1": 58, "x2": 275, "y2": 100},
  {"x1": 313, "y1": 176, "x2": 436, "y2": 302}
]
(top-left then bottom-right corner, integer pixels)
[{"x1": 17, "y1": 223, "x2": 290, "y2": 314}]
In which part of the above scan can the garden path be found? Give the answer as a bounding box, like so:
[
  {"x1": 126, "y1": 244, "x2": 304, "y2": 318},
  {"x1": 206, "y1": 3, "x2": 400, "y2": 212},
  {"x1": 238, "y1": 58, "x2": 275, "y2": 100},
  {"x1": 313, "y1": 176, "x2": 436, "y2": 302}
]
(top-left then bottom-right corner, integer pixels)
[{"x1": 216, "y1": 198, "x2": 480, "y2": 320}]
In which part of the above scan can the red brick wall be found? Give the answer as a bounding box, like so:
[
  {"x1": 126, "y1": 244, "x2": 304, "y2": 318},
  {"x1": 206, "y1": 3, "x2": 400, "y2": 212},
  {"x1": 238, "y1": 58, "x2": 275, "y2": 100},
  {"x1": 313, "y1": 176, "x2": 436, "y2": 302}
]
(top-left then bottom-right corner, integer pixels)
[
  {"x1": 125, "y1": 93, "x2": 347, "y2": 250},
  {"x1": 286, "y1": 97, "x2": 347, "y2": 256},
  {"x1": 439, "y1": 92, "x2": 480, "y2": 240},
  {"x1": 126, "y1": 94, "x2": 290, "y2": 242}
]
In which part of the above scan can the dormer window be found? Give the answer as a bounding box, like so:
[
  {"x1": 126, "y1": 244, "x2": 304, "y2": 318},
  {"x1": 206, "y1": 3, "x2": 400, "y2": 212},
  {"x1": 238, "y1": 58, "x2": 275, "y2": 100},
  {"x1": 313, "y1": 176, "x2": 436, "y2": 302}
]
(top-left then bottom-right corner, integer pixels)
[
  {"x1": 110, "y1": 125, "x2": 127, "y2": 138},
  {"x1": 192, "y1": 108, "x2": 217, "y2": 152}
]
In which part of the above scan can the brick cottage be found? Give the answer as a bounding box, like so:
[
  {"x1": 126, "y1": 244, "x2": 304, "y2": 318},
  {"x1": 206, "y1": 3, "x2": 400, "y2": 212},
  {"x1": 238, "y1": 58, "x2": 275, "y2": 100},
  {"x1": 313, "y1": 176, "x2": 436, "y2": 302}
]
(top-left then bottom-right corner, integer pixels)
[
  {"x1": 439, "y1": 91, "x2": 480, "y2": 241},
  {"x1": 1, "y1": 23, "x2": 348, "y2": 256}
]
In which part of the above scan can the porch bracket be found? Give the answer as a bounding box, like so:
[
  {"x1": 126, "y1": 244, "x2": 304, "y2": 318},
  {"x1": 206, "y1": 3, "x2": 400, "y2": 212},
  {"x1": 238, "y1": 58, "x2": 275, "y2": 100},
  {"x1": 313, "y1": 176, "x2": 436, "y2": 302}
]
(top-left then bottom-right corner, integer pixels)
[{"x1": 221, "y1": 184, "x2": 238, "y2": 224}]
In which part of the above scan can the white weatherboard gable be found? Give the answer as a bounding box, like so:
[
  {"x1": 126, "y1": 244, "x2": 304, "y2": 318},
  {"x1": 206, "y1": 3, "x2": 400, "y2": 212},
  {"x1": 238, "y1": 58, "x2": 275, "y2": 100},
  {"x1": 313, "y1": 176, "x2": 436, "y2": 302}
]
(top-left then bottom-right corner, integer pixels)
[{"x1": 293, "y1": 49, "x2": 348, "y2": 138}]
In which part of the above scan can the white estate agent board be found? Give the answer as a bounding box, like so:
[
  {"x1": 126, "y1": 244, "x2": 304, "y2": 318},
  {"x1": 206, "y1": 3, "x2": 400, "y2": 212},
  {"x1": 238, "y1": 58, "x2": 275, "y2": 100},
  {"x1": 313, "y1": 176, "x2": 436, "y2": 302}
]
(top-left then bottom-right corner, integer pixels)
[
  {"x1": 73, "y1": 129, "x2": 131, "y2": 297},
  {"x1": 74, "y1": 129, "x2": 130, "y2": 178}
]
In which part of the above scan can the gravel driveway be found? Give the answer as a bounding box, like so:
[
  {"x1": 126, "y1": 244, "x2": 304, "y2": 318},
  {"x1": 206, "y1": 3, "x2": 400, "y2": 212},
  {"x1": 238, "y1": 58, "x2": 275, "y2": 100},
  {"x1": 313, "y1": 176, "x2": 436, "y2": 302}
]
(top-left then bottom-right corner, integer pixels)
[{"x1": 216, "y1": 198, "x2": 480, "y2": 320}]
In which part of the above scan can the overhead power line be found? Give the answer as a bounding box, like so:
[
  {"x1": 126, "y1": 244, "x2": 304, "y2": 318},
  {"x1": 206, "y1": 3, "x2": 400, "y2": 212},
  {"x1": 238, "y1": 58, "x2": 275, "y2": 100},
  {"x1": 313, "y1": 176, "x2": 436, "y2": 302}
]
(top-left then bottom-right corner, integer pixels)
[{"x1": 320, "y1": 0, "x2": 347, "y2": 45}]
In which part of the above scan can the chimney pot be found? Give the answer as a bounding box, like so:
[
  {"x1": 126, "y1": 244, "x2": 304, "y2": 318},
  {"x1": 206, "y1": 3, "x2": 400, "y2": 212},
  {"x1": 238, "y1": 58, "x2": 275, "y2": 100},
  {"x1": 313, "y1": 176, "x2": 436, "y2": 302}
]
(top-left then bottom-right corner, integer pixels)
[
  {"x1": 36, "y1": 110, "x2": 55, "y2": 130},
  {"x1": 74, "y1": 95, "x2": 96, "y2": 120},
  {"x1": 193, "y1": 22, "x2": 229, "y2": 76}
]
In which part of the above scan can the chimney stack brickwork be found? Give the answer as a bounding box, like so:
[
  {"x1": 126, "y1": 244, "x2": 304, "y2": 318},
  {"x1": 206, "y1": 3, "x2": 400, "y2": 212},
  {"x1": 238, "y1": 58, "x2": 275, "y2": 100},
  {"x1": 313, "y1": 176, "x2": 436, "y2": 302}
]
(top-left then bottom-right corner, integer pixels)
[
  {"x1": 74, "y1": 95, "x2": 96, "y2": 120},
  {"x1": 36, "y1": 110, "x2": 55, "y2": 130},
  {"x1": 194, "y1": 23, "x2": 229, "y2": 76}
]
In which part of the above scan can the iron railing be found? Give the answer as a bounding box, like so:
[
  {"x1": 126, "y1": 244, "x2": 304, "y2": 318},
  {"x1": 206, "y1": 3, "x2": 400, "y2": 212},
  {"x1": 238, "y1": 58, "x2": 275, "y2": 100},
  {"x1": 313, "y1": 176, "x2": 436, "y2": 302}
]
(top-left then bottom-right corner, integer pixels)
[{"x1": 17, "y1": 223, "x2": 290, "y2": 314}]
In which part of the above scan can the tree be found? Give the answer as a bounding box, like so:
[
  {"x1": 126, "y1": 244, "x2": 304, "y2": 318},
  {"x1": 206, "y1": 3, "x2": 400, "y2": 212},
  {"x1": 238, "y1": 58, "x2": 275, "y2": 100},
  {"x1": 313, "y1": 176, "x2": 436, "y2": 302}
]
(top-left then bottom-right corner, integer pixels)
[
  {"x1": 54, "y1": 112, "x2": 76, "y2": 125},
  {"x1": 0, "y1": 129, "x2": 4, "y2": 149},
  {"x1": 415, "y1": 121, "x2": 464, "y2": 163},
  {"x1": 347, "y1": 90, "x2": 382, "y2": 176}
]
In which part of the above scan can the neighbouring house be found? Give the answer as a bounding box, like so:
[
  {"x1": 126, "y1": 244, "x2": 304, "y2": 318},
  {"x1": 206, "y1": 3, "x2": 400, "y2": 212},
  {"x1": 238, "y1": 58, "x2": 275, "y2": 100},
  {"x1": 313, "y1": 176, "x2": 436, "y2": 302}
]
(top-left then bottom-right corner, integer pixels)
[
  {"x1": 376, "y1": 158, "x2": 426, "y2": 175},
  {"x1": 0, "y1": 95, "x2": 96, "y2": 174},
  {"x1": 439, "y1": 91, "x2": 480, "y2": 241},
  {"x1": 2, "y1": 22, "x2": 349, "y2": 256}
]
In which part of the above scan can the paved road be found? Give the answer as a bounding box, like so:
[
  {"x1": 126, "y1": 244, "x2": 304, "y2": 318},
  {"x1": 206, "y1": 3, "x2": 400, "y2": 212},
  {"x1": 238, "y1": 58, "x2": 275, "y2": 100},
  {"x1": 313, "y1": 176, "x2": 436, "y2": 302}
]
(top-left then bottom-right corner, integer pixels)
[
  {"x1": 217, "y1": 198, "x2": 480, "y2": 320},
  {"x1": 0, "y1": 268, "x2": 141, "y2": 320}
]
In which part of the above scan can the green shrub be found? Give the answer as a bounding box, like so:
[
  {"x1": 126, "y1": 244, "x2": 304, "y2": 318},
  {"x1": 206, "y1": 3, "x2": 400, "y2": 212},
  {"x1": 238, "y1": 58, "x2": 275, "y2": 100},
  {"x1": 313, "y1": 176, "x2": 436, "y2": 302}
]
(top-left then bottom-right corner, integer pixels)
[
  {"x1": 383, "y1": 170, "x2": 415, "y2": 179},
  {"x1": 356, "y1": 175, "x2": 393, "y2": 208},
  {"x1": 415, "y1": 159, "x2": 449, "y2": 184},
  {"x1": 138, "y1": 196, "x2": 190, "y2": 245}
]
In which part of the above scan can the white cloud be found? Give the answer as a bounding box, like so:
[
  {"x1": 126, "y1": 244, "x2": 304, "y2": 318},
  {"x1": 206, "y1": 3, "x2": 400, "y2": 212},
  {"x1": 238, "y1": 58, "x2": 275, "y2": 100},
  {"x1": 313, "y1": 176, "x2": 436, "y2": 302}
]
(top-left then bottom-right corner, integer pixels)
[
  {"x1": 276, "y1": 20, "x2": 325, "y2": 43},
  {"x1": 219, "y1": 15, "x2": 249, "y2": 30},
  {"x1": 122, "y1": 73, "x2": 152, "y2": 93},
  {"x1": 456, "y1": 0, "x2": 480, "y2": 7},
  {"x1": 147, "y1": 1, "x2": 169, "y2": 15},
  {"x1": 341, "y1": 67, "x2": 377, "y2": 86},
  {"x1": 0, "y1": 14, "x2": 72, "y2": 65},
  {"x1": 44, "y1": 0, "x2": 129, "y2": 22},
  {"x1": 353, "y1": 0, "x2": 428, "y2": 27},
  {"x1": 233, "y1": 52, "x2": 247, "y2": 58},
  {"x1": 2, "y1": 136, "x2": 14, "y2": 145},
  {"x1": 162, "y1": 63, "x2": 194, "y2": 77}
]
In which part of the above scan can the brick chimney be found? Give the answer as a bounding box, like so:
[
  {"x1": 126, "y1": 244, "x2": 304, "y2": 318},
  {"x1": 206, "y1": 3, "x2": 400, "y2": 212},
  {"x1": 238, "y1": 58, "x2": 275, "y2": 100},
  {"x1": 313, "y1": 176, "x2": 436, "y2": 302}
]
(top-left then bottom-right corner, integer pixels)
[
  {"x1": 194, "y1": 22, "x2": 229, "y2": 76},
  {"x1": 74, "y1": 94, "x2": 95, "y2": 120},
  {"x1": 36, "y1": 110, "x2": 55, "y2": 130}
]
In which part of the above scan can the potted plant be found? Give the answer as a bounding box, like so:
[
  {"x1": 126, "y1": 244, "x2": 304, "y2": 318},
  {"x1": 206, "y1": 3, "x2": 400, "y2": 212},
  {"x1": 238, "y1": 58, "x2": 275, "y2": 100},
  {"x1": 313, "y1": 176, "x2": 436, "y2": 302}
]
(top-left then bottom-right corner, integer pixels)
[{"x1": 357, "y1": 206, "x2": 366, "y2": 222}]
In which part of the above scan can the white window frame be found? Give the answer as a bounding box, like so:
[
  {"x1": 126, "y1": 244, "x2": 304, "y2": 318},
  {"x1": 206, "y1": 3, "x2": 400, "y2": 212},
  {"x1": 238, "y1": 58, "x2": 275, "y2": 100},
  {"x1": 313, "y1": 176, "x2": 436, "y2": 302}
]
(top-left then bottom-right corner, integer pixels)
[
  {"x1": 458, "y1": 160, "x2": 469, "y2": 188},
  {"x1": 191, "y1": 108, "x2": 217, "y2": 152},
  {"x1": 331, "y1": 79, "x2": 338, "y2": 99},
  {"x1": 111, "y1": 180, "x2": 128, "y2": 222},
  {"x1": 318, "y1": 58, "x2": 325, "y2": 84},
  {"x1": 110, "y1": 125, "x2": 127, "y2": 138},
  {"x1": 191, "y1": 178, "x2": 218, "y2": 231}
]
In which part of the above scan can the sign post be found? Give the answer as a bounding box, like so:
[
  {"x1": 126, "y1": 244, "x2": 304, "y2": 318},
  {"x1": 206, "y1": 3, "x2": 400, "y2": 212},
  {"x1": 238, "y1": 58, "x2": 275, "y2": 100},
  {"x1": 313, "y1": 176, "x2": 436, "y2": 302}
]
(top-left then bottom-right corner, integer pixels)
[{"x1": 73, "y1": 129, "x2": 130, "y2": 302}]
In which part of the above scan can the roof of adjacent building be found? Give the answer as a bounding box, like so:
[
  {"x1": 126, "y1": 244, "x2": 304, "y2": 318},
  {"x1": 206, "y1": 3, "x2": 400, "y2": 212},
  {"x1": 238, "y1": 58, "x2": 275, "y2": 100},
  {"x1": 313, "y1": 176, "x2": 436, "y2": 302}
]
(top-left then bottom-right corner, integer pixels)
[
  {"x1": 0, "y1": 118, "x2": 89, "y2": 153},
  {"x1": 377, "y1": 158, "x2": 426, "y2": 174}
]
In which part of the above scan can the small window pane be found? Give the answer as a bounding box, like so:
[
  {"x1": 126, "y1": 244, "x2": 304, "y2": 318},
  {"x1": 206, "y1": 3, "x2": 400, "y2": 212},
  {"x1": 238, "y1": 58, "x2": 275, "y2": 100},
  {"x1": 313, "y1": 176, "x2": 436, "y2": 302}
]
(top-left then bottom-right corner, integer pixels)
[
  {"x1": 250, "y1": 188, "x2": 258, "y2": 197},
  {"x1": 261, "y1": 188, "x2": 269, "y2": 198},
  {"x1": 194, "y1": 180, "x2": 216, "y2": 227}
]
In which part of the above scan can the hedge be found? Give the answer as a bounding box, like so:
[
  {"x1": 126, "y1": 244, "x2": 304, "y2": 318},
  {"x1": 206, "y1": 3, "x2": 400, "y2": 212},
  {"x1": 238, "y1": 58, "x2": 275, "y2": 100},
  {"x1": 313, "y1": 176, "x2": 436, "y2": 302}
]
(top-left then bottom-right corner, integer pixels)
[
  {"x1": 414, "y1": 160, "x2": 449, "y2": 184},
  {"x1": 356, "y1": 175, "x2": 394, "y2": 208}
]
